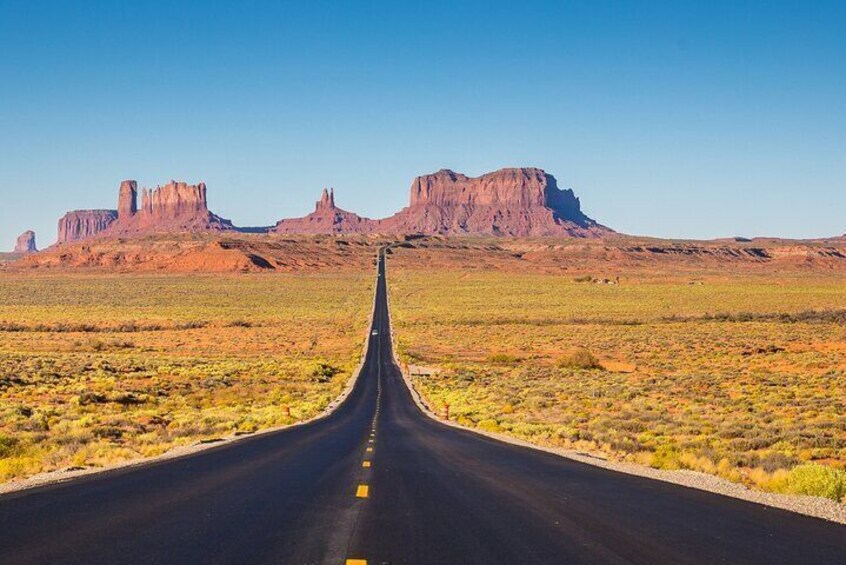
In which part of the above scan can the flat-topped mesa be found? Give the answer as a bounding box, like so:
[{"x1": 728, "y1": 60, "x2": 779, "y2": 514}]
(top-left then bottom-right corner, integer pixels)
[
  {"x1": 58, "y1": 210, "x2": 118, "y2": 243},
  {"x1": 270, "y1": 167, "x2": 612, "y2": 237},
  {"x1": 14, "y1": 230, "x2": 37, "y2": 253},
  {"x1": 110, "y1": 180, "x2": 234, "y2": 234},
  {"x1": 55, "y1": 179, "x2": 234, "y2": 244},
  {"x1": 384, "y1": 167, "x2": 609, "y2": 237},
  {"x1": 409, "y1": 167, "x2": 584, "y2": 216},
  {"x1": 273, "y1": 188, "x2": 377, "y2": 234},
  {"x1": 138, "y1": 181, "x2": 209, "y2": 218}
]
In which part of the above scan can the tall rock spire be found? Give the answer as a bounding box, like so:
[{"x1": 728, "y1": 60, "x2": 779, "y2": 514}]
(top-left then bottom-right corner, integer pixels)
[
  {"x1": 118, "y1": 180, "x2": 138, "y2": 221},
  {"x1": 316, "y1": 188, "x2": 335, "y2": 211}
]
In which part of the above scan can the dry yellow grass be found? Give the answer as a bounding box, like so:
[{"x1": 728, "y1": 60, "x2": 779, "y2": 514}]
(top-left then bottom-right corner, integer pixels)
[
  {"x1": 388, "y1": 267, "x2": 846, "y2": 501},
  {"x1": 0, "y1": 272, "x2": 372, "y2": 481}
]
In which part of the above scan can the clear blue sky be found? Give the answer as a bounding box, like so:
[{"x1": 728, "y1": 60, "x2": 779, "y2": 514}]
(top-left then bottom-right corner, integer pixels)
[{"x1": 2, "y1": 0, "x2": 844, "y2": 248}]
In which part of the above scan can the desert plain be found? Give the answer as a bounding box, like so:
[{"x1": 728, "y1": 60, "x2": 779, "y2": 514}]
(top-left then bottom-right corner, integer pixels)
[{"x1": 1, "y1": 233, "x2": 845, "y2": 505}]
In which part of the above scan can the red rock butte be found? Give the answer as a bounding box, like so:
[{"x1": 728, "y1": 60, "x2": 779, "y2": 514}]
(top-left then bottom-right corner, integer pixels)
[
  {"x1": 58, "y1": 210, "x2": 119, "y2": 244},
  {"x1": 382, "y1": 167, "x2": 607, "y2": 237},
  {"x1": 14, "y1": 230, "x2": 37, "y2": 254},
  {"x1": 273, "y1": 188, "x2": 380, "y2": 234},
  {"x1": 54, "y1": 167, "x2": 611, "y2": 244},
  {"x1": 274, "y1": 167, "x2": 610, "y2": 237},
  {"x1": 57, "y1": 180, "x2": 234, "y2": 243}
]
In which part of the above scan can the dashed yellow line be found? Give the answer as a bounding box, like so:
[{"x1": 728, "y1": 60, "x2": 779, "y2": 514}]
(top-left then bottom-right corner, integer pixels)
[
  {"x1": 356, "y1": 484, "x2": 370, "y2": 498},
  {"x1": 362, "y1": 461, "x2": 371, "y2": 468},
  {"x1": 366, "y1": 447, "x2": 373, "y2": 453},
  {"x1": 346, "y1": 560, "x2": 367, "y2": 565}
]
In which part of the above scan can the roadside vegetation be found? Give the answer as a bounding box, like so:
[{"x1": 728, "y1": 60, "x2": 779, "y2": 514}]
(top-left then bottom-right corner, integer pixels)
[
  {"x1": 0, "y1": 273, "x2": 372, "y2": 482},
  {"x1": 388, "y1": 269, "x2": 846, "y2": 502}
]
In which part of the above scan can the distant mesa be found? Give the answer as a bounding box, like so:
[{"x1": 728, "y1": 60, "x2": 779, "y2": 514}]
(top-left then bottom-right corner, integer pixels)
[
  {"x1": 58, "y1": 210, "x2": 118, "y2": 244},
  {"x1": 381, "y1": 167, "x2": 608, "y2": 237},
  {"x1": 273, "y1": 188, "x2": 378, "y2": 234},
  {"x1": 273, "y1": 167, "x2": 610, "y2": 238},
  {"x1": 57, "y1": 180, "x2": 234, "y2": 244},
  {"x1": 52, "y1": 166, "x2": 610, "y2": 245},
  {"x1": 14, "y1": 230, "x2": 37, "y2": 253},
  {"x1": 113, "y1": 180, "x2": 234, "y2": 235}
]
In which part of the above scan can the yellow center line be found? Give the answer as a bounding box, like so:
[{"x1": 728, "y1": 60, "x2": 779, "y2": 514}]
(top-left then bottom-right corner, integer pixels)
[
  {"x1": 356, "y1": 484, "x2": 369, "y2": 498},
  {"x1": 362, "y1": 461, "x2": 371, "y2": 468},
  {"x1": 366, "y1": 447, "x2": 373, "y2": 452},
  {"x1": 346, "y1": 560, "x2": 367, "y2": 565}
]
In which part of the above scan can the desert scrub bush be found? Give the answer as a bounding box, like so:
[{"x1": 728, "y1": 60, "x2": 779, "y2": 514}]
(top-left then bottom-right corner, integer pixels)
[
  {"x1": 389, "y1": 269, "x2": 846, "y2": 501},
  {"x1": 786, "y1": 464, "x2": 846, "y2": 501},
  {"x1": 486, "y1": 353, "x2": 522, "y2": 365},
  {"x1": 0, "y1": 272, "x2": 374, "y2": 482},
  {"x1": 558, "y1": 348, "x2": 602, "y2": 370}
]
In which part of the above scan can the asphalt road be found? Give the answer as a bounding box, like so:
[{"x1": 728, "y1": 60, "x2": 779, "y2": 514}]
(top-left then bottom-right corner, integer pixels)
[{"x1": 1, "y1": 253, "x2": 844, "y2": 564}]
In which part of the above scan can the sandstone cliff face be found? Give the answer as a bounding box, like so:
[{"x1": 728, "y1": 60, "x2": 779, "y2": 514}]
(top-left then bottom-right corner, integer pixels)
[
  {"x1": 56, "y1": 180, "x2": 235, "y2": 244},
  {"x1": 54, "y1": 167, "x2": 609, "y2": 242},
  {"x1": 113, "y1": 180, "x2": 234, "y2": 234},
  {"x1": 383, "y1": 168, "x2": 606, "y2": 237},
  {"x1": 118, "y1": 180, "x2": 138, "y2": 221},
  {"x1": 273, "y1": 188, "x2": 378, "y2": 234},
  {"x1": 271, "y1": 167, "x2": 609, "y2": 237},
  {"x1": 14, "y1": 230, "x2": 37, "y2": 253},
  {"x1": 58, "y1": 210, "x2": 118, "y2": 243}
]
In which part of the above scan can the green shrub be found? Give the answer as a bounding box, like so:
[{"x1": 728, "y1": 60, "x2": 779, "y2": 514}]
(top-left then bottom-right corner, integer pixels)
[{"x1": 786, "y1": 464, "x2": 846, "y2": 501}]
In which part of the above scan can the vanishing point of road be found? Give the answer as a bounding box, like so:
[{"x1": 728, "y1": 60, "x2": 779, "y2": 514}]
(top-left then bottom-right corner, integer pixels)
[{"x1": 1, "y1": 252, "x2": 844, "y2": 564}]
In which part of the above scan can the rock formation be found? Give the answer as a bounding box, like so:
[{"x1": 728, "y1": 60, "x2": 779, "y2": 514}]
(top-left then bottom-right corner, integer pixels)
[
  {"x1": 380, "y1": 168, "x2": 608, "y2": 237},
  {"x1": 111, "y1": 180, "x2": 234, "y2": 234},
  {"x1": 58, "y1": 210, "x2": 118, "y2": 243},
  {"x1": 56, "y1": 180, "x2": 234, "y2": 244},
  {"x1": 273, "y1": 188, "x2": 378, "y2": 234},
  {"x1": 118, "y1": 180, "x2": 138, "y2": 221},
  {"x1": 54, "y1": 166, "x2": 610, "y2": 243},
  {"x1": 317, "y1": 187, "x2": 334, "y2": 211},
  {"x1": 272, "y1": 167, "x2": 610, "y2": 237},
  {"x1": 14, "y1": 230, "x2": 37, "y2": 253}
]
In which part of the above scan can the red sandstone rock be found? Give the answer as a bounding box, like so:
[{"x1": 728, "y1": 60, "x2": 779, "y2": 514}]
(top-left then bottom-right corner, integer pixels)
[
  {"x1": 54, "y1": 167, "x2": 611, "y2": 242},
  {"x1": 118, "y1": 180, "x2": 138, "y2": 221},
  {"x1": 114, "y1": 180, "x2": 234, "y2": 234},
  {"x1": 56, "y1": 179, "x2": 233, "y2": 243},
  {"x1": 58, "y1": 210, "x2": 118, "y2": 243},
  {"x1": 273, "y1": 167, "x2": 611, "y2": 237},
  {"x1": 14, "y1": 230, "x2": 37, "y2": 253},
  {"x1": 273, "y1": 188, "x2": 379, "y2": 234},
  {"x1": 381, "y1": 168, "x2": 608, "y2": 237},
  {"x1": 317, "y1": 188, "x2": 334, "y2": 211}
]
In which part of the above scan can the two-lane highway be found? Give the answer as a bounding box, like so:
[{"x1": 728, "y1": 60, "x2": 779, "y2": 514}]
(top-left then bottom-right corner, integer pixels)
[{"x1": 1, "y1": 252, "x2": 844, "y2": 564}]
